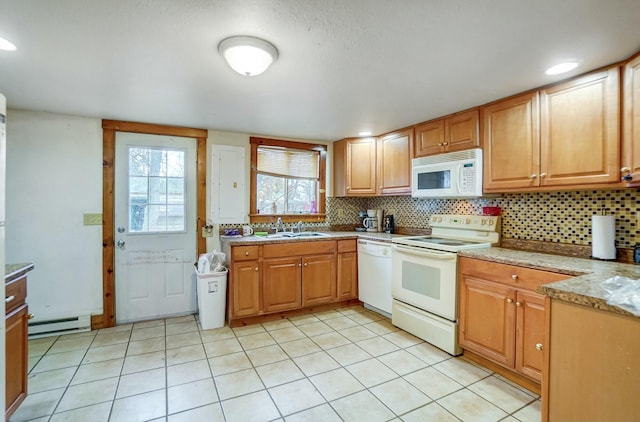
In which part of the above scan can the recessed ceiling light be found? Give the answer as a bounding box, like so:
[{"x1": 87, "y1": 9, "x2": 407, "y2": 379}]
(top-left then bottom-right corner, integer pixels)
[
  {"x1": 358, "y1": 131, "x2": 372, "y2": 136},
  {"x1": 0, "y1": 37, "x2": 17, "y2": 51},
  {"x1": 545, "y1": 62, "x2": 579, "y2": 75}
]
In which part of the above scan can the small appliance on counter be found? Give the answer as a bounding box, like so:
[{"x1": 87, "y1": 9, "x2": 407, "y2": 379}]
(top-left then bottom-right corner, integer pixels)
[
  {"x1": 363, "y1": 209, "x2": 382, "y2": 232},
  {"x1": 383, "y1": 215, "x2": 395, "y2": 233}
]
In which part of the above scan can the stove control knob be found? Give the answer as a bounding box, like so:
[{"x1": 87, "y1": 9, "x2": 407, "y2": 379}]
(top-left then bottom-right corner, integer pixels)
[
  {"x1": 481, "y1": 219, "x2": 487, "y2": 225},
  {"x1": 465, "y1": 218, "x2": 471, "y2": 224}
]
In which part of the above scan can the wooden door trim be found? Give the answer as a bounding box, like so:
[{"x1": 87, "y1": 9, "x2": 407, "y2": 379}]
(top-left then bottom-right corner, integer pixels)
[{"x1": 93, "y1": 120, "x2": 207, "y2": 330}]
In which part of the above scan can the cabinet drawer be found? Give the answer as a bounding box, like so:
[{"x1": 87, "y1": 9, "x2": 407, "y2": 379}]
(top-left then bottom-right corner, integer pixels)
[
  {"x1": 232, "y1": 246, "x2": 260, "y2": 261},
  {"x1": 5, "y1": 276, "x2": 27, "y2": 315},
  {"x1": 459, "y1": 257, "x2": 567, "y2": 291},
  {"x1": 337, "y1": 239, "x2": 357, "y2": 253},
  {"x1": 264, "y1": 240, "x2": 336, "y2": 258}
]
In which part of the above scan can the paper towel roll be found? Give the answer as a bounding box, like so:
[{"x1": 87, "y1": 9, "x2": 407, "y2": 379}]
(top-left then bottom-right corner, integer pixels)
[{"x1": 592, "y1": 215, "x2": 616, "y2": 260}]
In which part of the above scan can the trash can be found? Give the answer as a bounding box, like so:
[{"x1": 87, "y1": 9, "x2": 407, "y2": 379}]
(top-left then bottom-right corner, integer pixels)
[{"x1": 196, "y1": 267, "x2": 228, "y2": 330}]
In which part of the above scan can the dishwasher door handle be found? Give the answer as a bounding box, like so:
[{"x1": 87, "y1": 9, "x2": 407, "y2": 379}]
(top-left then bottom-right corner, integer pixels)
[{"x1": 392, "y1": 244, "x2": 457, "y2": 260}]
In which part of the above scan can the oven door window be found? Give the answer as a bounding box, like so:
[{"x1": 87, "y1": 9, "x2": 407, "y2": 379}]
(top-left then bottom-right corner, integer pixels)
[
  {"x1": 417, "y1": 170, "x2": 450, "y2": 190},
  {"x1": 402, "y1": 261, "x2": 440, "y2": 299}
]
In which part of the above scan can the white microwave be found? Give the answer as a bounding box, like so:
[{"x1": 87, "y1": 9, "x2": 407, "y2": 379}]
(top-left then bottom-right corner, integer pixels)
[{"x1": 411, "y1": 148, "x2": 483, "y2": 198}]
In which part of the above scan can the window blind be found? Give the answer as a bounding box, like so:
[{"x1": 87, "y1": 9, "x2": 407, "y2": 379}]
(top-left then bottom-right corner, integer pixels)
[{"x1": 257, "y1": 146, "x2": 319, "y2": 179}]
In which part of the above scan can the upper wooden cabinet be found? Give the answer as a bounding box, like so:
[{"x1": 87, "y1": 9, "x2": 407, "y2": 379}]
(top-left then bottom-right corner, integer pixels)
[
  {"x1": 483, "y1": 66, "x2": 621, "y2": 192},
  {"x1": 377, "y1": 128, "x2": 413, "y2": 195},
  {"x1": 622, "y1": 53, "x2": 640, "y2": 185},
  {"x1": 334, "y1": 130, "x2": 412, "y2": 197},
  {"x1": 539, "y1": 67, "x2": 620, "y2": 186},
  {"x1": 414, "y1": 109, "x2": 480, "y2": 157},
  {"x1": 333, "y1": 137, "x2": 377, "y2": 196},
  {"x1": 483, "y1": 92, "x2": 540, "y2": 191}
]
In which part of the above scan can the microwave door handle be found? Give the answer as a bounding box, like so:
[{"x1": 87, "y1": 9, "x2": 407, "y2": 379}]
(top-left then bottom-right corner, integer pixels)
[
  {"x1": 457, "y1": 163, "x2": 463, "y2": 193},
  {"x1": 392, "y1": 244, "x2": 457, "y2": 260}
]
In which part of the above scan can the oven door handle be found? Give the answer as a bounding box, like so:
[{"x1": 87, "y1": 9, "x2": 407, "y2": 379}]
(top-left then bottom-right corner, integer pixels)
[{"x1": 392, "y1": 244, "x2": 457, "y2": 260}]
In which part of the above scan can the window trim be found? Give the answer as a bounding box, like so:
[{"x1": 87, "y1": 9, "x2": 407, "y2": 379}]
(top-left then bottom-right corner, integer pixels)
[{"x1": 250, "y1": 137, "x2": 326, "y2": 223}]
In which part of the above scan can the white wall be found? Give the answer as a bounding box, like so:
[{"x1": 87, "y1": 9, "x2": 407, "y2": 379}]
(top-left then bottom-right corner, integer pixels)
[{"x1": 6, "y1": 110, "x2": 103, "y2": 321}]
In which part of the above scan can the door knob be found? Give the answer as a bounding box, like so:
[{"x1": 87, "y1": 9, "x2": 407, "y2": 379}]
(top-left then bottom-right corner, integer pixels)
[
  {"x1": 117, "y1": 239, "x2": 125, "y2": 248},
  {"x1": 117, "y1": 226, "x2": 126, "y2": 233}
]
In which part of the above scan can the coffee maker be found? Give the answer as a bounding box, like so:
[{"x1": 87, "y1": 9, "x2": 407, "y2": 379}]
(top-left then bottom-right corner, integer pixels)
[{"x1": 383, "y1": 214, "x2": 395, "y2": 233}]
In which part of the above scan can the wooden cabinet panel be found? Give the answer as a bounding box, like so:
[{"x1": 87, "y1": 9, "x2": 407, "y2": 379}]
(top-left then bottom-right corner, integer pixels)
[
  {"x1": 337, "y1": 251, "x2": 358, "y2": 300},
  {"x1": 5, "y1": 276, "x2": 27, "y2": 315},
  {"x1": 482, "y1": 92, "x2": 540, "y2": 191},
  {"x1": 346, "y1": 137, "x2": 377, "y2": 195},
  {"x1": 515, "y1": 290, "x2": 545, "y2": 382},
  {"x1": 262, "y1": 258, "x2": 302, "y2": 312},
  {"x1": 446, "y1": 109, "x2": 480, "y2": 152},
  {"x1": 232, "y1": 245, "x2": 260, "y2": 261},
  {"x1": 302, "y1": 254, "x2": 336, "y2": 306},
  {"x1": 337, "y1": 239, "x2": 357, "y2": 253},
  {"x1": 540, "y1": 67, "x2": 620, "y2": 186},
  {"x1": 459, "y1": 275, "x2": 516, "y2": 367},
  {"x1": 544, "y1": 300, "x2": 640, "y2": 422},
  {"x1": 377, "y1": 129, "x2": 413, "y2": 195},
  {"x1": 622, "y1": 53, "x2": 640, "y2": 184},
  {"x1": 232, "y1": 260, "x2": 261, "y2": 317},
  {"x1": 414, "y1": 120, "x2": 445, "y2": 157},
  {"x1": 459, "y1": 258, "x2": 568, "y2": 291},
  {"x1": 263, "y1": 240, "x2": 335, "y2": 258},
  {"x1": 6, "y1": 304, "x2": 28, "y2": 419}
]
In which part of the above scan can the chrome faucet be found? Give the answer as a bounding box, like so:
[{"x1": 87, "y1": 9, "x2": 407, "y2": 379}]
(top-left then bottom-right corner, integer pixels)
[
  {"x1": 296, "y1": 221, "x2": 303, "y2": 233},
  {"x1": 274, "y1": 217, "x2": 285, "y2": 233}
]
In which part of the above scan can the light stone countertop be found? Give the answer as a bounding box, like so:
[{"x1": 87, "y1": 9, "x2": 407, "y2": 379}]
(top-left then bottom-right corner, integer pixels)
[
  {"x1": 459, "y1": 247, "x2": 640, "y2": 318},
  {"x1": 5, "y1": 262, "x2": 34, "y2": 283},
  {"x1": 220, "y1": 231, "x2": 405, "y2": 246}
]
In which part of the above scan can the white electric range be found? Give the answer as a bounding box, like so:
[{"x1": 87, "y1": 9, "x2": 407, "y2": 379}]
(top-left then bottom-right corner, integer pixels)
[{"x1": 391, "y1": 214, "x2": 500, "y2": 355}]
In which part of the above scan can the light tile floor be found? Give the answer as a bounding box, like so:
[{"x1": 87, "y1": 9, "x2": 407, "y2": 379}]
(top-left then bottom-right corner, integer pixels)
[{"x1": 12, "y1": 306, "x2": 541, "y2": 422}]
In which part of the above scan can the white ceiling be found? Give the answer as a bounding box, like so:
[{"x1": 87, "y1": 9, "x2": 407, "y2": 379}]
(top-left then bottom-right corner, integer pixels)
[{"x1": 1, "y1": 0, "x2": 639, "y2": 142}]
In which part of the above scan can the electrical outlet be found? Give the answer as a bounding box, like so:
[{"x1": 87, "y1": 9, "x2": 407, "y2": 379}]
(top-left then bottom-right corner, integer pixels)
[
  {"x1": 202, "y1": 226, "x2": 214, "y2": 237},
  {"x1": 337, "y1": 208, "x2": 345, "y2": 218},
  {"x1": 83, "y1": 213, "x2": 102, "y2": 226}
]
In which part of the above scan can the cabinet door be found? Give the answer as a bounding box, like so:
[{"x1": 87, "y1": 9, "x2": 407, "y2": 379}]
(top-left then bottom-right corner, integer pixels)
[
  {"x1": 459, "y1": 274, "x2": 516, "y2": 368},
  {"x1": 445, "y1": 109, "x2": 480, "y2": 152},
  {"x1": 346, "y1": 138, "x2": 377, "y2": 195},
  {"x1": 622, "y1": 54, "x2": 640, "y2": 185},
  {"x1": 232, "y1": 260, "x2": 261, "y2": 317},
  {"x1": 263, "y1": 257, "x2": 301, "y2": 312},
  {"x1": 482, "y1": 92, "x2": 540, "y2": 191},
  {"x1": 540, "y1": 67, "x2": 620, "y2": 186},
  {"x1": 302, "y1": 254, "x2": 336, "y2": 306},
  {"x1": 414, "y1": 120, "x2": 445, "y2": 157},
  {"x1": 6, "y1": 304, "x2": 28, "y2": 419},
  {"x1": 377, "y1": 129, "x2": 413, "y2": 195},
  {"x1": 515, "y1": 290, "x2": 545, "y2": 382},
  {"x1": 337, "y1": 251, "x2": 358, "y2": 300}
]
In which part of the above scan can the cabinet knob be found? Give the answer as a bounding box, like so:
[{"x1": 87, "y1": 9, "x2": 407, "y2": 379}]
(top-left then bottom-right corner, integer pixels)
[
  {"x1": 506, "y1": 298, "x2": 513, "y2": 304},
  {"x1": 540, "y1": 173, "x2": 547, "y2": 178},
  {"x1": 511, "y1": 274, "x2": 518, "y2": 280},
  {"x1": 254, "y1": 267, "x2": 259, "y2": 272},
  {"x1": 621, "y1": 166, "x2": 630, "y2": 173},
  {"x1": 28, "y1": 313, "x2": 35, "y2": 320},
  {"x1": 5, "y1": 295, "x2": 15, "y2": 304},
  {"x1": 346, "y1": 186, "x2": 350, "y2": 190},
  {"x1": 438, "y1": 143, "x2": 443, "y2": 146},
  {"x1": 443, "y1": 142, "x2": 448, "y2": 146},
  {"x1": 530, "y1": 174, "x2": 537, "y2": 179},
  {"x1": 515, "y1": 301, "x2": 522, "y2": 307},
  {"x1": 535, "y1": 343, "x2": 543, "y2": 351},
  {"x1": 304, "y1": 262, "x2": 308, "y2": 267},
  {"x1": 245, "y1": 251, "x2": 249, "y2": 256}
]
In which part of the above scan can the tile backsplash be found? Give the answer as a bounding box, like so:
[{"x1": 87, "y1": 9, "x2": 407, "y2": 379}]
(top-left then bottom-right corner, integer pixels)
[{"x1": 327, "y1": 189, "x2": 640, "y2": 249}]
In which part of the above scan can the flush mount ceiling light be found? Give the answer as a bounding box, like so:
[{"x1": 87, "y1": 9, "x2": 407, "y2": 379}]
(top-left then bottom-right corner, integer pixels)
[
  {"x1": 545, "y1": 62, "x2": 579, "y2": 75},
  {"x1": 0, "y1": 36, "x2": 17, "y2": 51},
  {"x1": 358, "y1": 131, "x2": 372, "y2": 137},
  {"x1": 218, "y1": 36, "x2": 278, "y2": 76}
]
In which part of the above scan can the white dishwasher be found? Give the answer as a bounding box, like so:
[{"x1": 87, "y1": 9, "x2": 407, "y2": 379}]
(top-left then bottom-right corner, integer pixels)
[{"x1": 357, "y1": 239, "x2": 392, "y2": 316}]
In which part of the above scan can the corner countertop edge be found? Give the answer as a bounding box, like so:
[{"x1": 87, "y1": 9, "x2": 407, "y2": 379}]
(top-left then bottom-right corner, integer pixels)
[{"x1": 5, "y1": 263, "x2": 35, "y2": 283}]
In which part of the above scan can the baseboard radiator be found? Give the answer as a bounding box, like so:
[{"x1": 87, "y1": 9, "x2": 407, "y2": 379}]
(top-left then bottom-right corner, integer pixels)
[{"x1": 28, "y1": 314, "x2": 92, "y2": 338}]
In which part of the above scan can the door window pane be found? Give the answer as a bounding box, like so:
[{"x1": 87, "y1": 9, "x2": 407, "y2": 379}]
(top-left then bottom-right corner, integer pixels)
[{"x1": 128, "y1": 146, "x2": 186, "y2": 233}]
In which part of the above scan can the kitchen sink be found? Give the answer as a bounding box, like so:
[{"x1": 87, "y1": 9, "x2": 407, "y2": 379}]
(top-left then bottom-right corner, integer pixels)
[{"x1": 263, "y1": 232, "x2": 331, "y2": 239}]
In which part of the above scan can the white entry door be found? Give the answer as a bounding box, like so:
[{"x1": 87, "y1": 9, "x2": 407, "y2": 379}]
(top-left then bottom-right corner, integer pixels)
[{"x1": 114, "y1": 132, "x2": 197, "y2": 324}]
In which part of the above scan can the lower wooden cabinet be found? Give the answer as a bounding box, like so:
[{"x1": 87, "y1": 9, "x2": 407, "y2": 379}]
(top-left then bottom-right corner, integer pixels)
[
  {"x1": 231, "y1": 260, "x2": 261, "y2": 317},
  {"x1": 459, "y1": 257, "x2": 566, "y2": 383},
  {"x1": 6, "y1": 272, "x2": 29, "y2": 420},
  {"x1": 229, "y1": 239, "x2": 359, "y2": 324}
]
